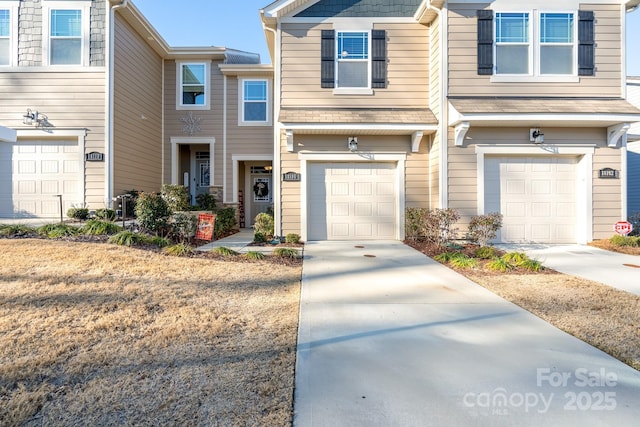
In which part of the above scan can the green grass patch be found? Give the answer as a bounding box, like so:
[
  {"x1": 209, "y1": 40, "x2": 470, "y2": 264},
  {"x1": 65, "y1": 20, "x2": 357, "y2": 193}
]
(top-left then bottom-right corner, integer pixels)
[
  {"x1": 0, "y1": 224, "x2": 36, "y2": 236},
  {"x1": 213, "y1": 246, "x2": 240, "y2": 256},
  {"x1": 81, "y1": 220, "x2": 123, "y2": 235},
  {"x1": 486, "y1": 257, "x2": 515, "y2": 272},
  {"x1": 164, "y1": 243, "x2": 195, "y2": 257},
  {"x1": 108, "y1": 231, "x2": 149, "y2": 247},
  {"x1": 245, "y1": 251, "x2": 265, "y2": 260}
]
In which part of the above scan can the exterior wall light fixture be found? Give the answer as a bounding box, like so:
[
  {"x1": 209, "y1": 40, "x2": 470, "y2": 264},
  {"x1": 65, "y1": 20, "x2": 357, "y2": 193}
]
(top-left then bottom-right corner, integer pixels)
[
  {"x1": 348, "y1": 136, "x2": 358, "y2": 152},
  {"x1": 23, "y1": 109, "x2": 49, "y2": 128},
  {"x1": 530, "y1": 128, "x2": 544, "y2": 144}
]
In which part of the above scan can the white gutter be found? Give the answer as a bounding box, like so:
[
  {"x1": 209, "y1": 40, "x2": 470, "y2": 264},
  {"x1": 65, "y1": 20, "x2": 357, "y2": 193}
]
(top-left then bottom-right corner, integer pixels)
[
  {"x1": 0, "y1": 125, "x2": 17, "y2": 143},
  {"x1": 106, "y1": 0, "x2": 129, "y2": 207},
  {"x1": 439, "y1": 4, "x2": 448, "y2": 208}
]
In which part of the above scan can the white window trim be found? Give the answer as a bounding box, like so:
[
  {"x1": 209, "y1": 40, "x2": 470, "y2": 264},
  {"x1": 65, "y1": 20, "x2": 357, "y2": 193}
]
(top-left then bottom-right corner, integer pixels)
[
  {"x1": 42, "y1": 1, "x2": 91, "y2": 67},
  {"x1": 238, "y1": 78, "x2": 272, "y2": 126},
  {"x1": 333, "y1": 28, "x2": 373, "y2": 95},
  {"x1": 0, "y1": 1, "x2": 19, "y2": 67},
  {"x1": 495, "y1": 11, "x2": 532, "y2": 76},
  {"x1": 176, "y1": 61, "x2": 211, "y2": 110},
  {"x1": 492, "y1": 10, "x2": 578, "y2": 82}
]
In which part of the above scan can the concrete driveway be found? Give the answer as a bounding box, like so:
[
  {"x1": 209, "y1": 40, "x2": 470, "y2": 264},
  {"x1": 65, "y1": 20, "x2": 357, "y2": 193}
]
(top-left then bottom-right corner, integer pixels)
[
  {"x1": 500, "y1": 244, "x2": 640, "y2": 296},
  {"x1": 295, "y1": 241, "x2": 640, "y2": 427}
]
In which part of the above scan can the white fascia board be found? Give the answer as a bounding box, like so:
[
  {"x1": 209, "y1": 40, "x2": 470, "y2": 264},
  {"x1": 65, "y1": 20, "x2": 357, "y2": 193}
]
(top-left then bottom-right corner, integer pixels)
[
  {"x1": 279, "y1": 16, "x2": 418, "y2": 24},
  {"x1": 282, "y1": 123, "x2": 438, "y2": 132},
  {"x1": 262, "y1": 0, "x2": 321, "y2": 18},
  {"x1": 0, "y1": 126, "x2": 17, "y2": 143},
  {"x1": 449, "y1": 113, "x2": 640, "y2": 127}
]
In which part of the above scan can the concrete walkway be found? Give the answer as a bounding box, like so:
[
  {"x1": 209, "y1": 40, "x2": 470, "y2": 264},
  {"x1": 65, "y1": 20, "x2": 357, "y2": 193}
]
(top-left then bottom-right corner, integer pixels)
[
  {"x1": 196, "y1": 228, "x2": 303, "y2": 256},
  {"x1": 295, "y1": 241, "x2": 640, "y2": 427},
  {"x1": 499, "y1": 244, "x2": 640, "y2": 296}
]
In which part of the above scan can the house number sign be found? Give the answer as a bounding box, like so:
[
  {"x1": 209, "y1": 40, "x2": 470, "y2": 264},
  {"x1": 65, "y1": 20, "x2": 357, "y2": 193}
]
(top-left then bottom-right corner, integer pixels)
[
  {"x1": 598, "y1": 168, "x2": 619, "y2": 179},
  {"x1": 283, "y1": 171, "x2": 301, "y2": 182},
  {"x1": 85, "y1": 152, "x2": 104, "y2": 162}
]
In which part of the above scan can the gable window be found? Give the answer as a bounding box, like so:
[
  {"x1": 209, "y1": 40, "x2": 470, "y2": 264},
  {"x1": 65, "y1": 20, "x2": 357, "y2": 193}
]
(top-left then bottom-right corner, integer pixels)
[
  {"x1": 178, "y1": 62, "x2": 210, "y2": 109},
  {"x1": 478, "y1": 9, "x2": 591, "y2": 79},
  {"x1": 42, "y1": 1, "x2": 91, "y2": 66},
  {"x1": 0, "y1": 2, "x2": 18, "y2": 67},
  {"x1": 241, "y1": 79, "x2": 270, "y2": 125},
  {"x1": 320, "y1": 29, "x2": 386, "y2": 93}
]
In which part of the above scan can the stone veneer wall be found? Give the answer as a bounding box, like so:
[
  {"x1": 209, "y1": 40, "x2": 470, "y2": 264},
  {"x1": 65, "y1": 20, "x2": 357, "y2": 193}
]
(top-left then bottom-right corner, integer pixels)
[{"x1": 16, "y1": 0, "x2": 106, "y2": 67}]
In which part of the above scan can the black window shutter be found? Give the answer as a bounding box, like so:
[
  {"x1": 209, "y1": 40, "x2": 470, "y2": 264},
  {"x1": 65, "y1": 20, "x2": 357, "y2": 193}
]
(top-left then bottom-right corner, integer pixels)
[
  {"x1": 371, "y1": 29, "x2": 387, "y2": 88},
  {"x1": 321, "y1": 30, "x2": 335, "y2": 88},
  {"x1": 578, "y1": 11, "x2": 595, "y2": 76},
  {"x1": 477, "y1": 10, "x2": 494, "y2": 75}
]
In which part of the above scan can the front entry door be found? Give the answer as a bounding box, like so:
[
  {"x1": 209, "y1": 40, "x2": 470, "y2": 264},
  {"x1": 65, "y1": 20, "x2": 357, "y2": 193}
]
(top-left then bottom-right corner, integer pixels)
[
  {"x1": 246, "y1": 164, "x2": 272, "y2": 225},
  {"x1": 191, "y1": 151, "x2": 210, "y2": 204}
]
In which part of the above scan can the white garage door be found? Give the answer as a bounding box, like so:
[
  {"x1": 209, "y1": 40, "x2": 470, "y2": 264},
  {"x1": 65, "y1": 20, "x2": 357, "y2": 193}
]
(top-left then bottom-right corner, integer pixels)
[
  {"x1": 308, "y1": 162, "x2": 397, "y2": 240},
  {"x1": 0, "y1": 140, "x2": 82, "y2": 218},
  {"x1": 485, "y1": 157, "x2": 577, "y2": 243}
]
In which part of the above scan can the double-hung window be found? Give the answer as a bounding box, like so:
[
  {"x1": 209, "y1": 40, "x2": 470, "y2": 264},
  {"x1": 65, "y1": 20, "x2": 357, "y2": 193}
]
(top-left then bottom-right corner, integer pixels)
[
  {"x1": 488, "y1": 10, "x2": 581, "y2": 78},
  {"x1": 336, "y1": 32, "x2": 369, "y2": 88},
  {"x1": 42, "y1": 1, "x2": 91, "y2": 66},
  {"x1": 241, "y1": 79, "x2": 270, "y2": 125},
  {"x1": 495, "y1": 13, "x2": 530, "y2": 74},
  {"x1": 0, "y1": 2, "x2": 18, "y2": 67},
  {"x1": 178, "y1": 62, "x2": 210, "y2": 109},
  {"x1": 0, "y1": 9, "x2": 9, "y2": 66}
]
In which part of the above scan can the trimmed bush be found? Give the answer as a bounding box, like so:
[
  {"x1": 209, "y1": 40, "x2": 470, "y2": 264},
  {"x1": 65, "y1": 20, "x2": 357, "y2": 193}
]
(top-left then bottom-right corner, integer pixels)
[
  {"x1": 67, "y1": 207, "x2": 89, "y2": 221},
  {"x1": 253, "y1": 232, "x2": 268, "y2": 243},
  {"x1": 214, "y1": 207, "x2": 237, "y2": 238},
  {"x1": 405, "y1": 208, "x2": 460, "y2": 245},
  {"x1": 468, "y1": 212, "x2": 503, "y2": 247},
  {"x1": 610, "y1": 234, "x2": 639, "y2": 247},
  {"x1": 285, "y1": 233, "x2": 301, "y2": 244},
  {"x1": 254, "y1": 212, "x2": 274, "y2": 238},
  {"x1": 405, "y1": 207, "x2": 429, "y2": 241},
  {"x1": 169, "y1": 212, "x2": 198, "y2": 243},
  {"x1": 196, "y1": 193, "x2": 217, "y2": 211},
  {"x1": 161, "y1": 184, "x2": 190, "y2": 212},
  {"x1": 273, "y1": 247, "x2": 299, "y2": 259},
  {"x1": 135, "y1": 192, "x2": 171, "y2": 234},
  {"x1": 95, "y1": 208, "x2": 116, "y2": 221}
]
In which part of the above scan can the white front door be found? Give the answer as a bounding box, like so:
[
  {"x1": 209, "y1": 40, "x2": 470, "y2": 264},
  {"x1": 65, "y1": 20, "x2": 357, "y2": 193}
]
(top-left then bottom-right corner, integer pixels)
[
  {"x1": 307, "y1": 162, "x2": 397, "y2": 240},
  {"x1": 485, "y1": 156, "x2": 578, "y2": 243}
]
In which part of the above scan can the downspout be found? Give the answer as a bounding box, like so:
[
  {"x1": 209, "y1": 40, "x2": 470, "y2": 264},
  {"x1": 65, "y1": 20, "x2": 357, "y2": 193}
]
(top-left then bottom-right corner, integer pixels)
[
  {"x1": 622, "y1": 134, "x2": 629, "y2": 219},
  {"x1": 439, "y1": 3, "x2": 448, "y2": 208},
  {"x1": 263, "y1": 24, "x2": 281, "y2": 236},
  {"x1": 106, "y1": 0, "x2": 128, "y2": 208},
  {"x1": 223, "y1": 73, "x2": 228, "y2": 204},
  {"x1": 161, "y1": 55, "x2": 165, "y2": 186}
]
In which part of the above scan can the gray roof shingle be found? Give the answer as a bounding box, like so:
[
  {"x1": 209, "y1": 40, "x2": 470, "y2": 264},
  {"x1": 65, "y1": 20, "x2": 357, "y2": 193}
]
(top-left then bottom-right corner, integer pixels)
[{"x1": 295, "y1": 0, "x2": 422, "y2": 18}]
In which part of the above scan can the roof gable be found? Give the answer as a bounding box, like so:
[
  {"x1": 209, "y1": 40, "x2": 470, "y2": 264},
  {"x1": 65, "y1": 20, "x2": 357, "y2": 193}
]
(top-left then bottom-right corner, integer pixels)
[{"x1": 294, "y1": 0, "x2": 422, "y2": 18}]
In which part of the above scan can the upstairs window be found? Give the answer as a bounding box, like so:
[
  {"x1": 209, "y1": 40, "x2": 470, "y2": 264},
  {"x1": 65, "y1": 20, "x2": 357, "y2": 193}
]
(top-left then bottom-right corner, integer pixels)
[
  {"x1": 42, "y1": 1, "x2": 91, "y2": 66},
  {"x1": 495, "y1": 13, "x2": 530, "y2": 74},
  {"x1": 0, "y1": 10, "x2": 9, "y2": 66},
  {"x1": 241, "y1": 79, "x2": 270, "y2": 125},
  {"x1": 50, "y1": 9, "x2": 82, "y2": 65},
  {"x1": 178, "y1": 62, "x2": 210, "y2": 109},
  {"x1": 539, "y1": 13, "x2": 574, "y2": 75},
  {"x1": 337, "y1": 32, "x2": 369, "y2": 88}
]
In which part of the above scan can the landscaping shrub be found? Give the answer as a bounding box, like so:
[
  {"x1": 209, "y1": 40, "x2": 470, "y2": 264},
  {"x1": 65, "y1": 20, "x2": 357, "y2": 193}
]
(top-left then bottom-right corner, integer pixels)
[
  {"x1": 487, "y1": 257, "x2": 514, "y2": 272},
  {"x1": 81, "y1": 219, "x2": 122, "y2": 235},
  {"x1": 447, "y1": 253, "x2": 478, "y2": 269},
  {"x1": 0, "y1": 224, "x2": 35, "y2": 237},
  {"x1": 468, "y1": 212, "x2": 503, "y2": 247},
  {"x1": 196, "y1": 193, "x2": 217, "y2": 211},
  {"x1": 213, "y1": 246, "x2": 239, "y2": 256},
  {"x1": 135, "y1": 192, "x2": 171, "y2": 234},
  {"x1": 119, "y1": 190, "x2": 139, "y2": 217},
  {"x1": 273, "y1": 247, "x2": 299, "y2": 259},
  {"x1": 245, "y1": 251, "x2": 265, "y2": 260},
  {"x1": 502, "y1": 252, "x2": 530, "y2": 266},
  {"x1": 66, "y1": 207, "x2": 89, "y2": 221},
  {"x1": 169, "y1": 212, "x2": 198, "y2": 243},
  {"x1": 214, "y1": 207, "x2": 237, "y2": 238},
  {"x1": 149, "y1": 236, "x2": 171, "y2": 248},
  {"x1": 405, "y1": 208, "x2": 459, "y2": 245},
  {"x1": 253, "y1": 232, "x2": 268, "y2": 243},
  {"x1": 108, "y1": 231, "x2": 149, "y2": 247},
  {"x1": 628, "y1": 212, "x2": 640, "y2": 237},
  {"x1": 162, "y1": 184, "x2": 190, "y2": 212},
  {"x1": 474, "y1": 246, "x2": 497, "y2": 259},
  {"x1": 164, "y1": 242, "x2": 195, "y2": 257},
  {"x1": 519, "y1": 258, "x2": 544, "y2": 272},
  {"x1": 285, "y1": 233, "x2": 301, "y2": 244},
  {"x1": 610, "y1": 234, "x2": 640, "y2": 247},
  {"x1": 405, "y1": 207, "x2": 429, "y2": 241},
  {"x1": 95, "y1": 208, "x2": 116, "y2": 221},
  {"x1": 254, "y1": 212, "x2": 274, "y2": 238},
  {"x1": 37, "y1": 223, "x2": 80, "y2": 238}
]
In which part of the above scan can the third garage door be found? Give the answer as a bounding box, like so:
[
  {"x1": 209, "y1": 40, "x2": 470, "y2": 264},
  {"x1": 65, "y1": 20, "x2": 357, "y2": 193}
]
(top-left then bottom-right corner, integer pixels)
[
  {"x1": 308, "y1": 162, "x2": 397, "y2": 240},
  {"x1": 485, "y1": 156, "x2": 577, "y2": 243}
]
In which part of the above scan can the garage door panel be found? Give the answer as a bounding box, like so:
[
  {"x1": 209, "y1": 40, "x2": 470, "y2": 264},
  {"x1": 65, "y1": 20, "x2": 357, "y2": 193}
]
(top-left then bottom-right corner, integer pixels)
[
  {"x1": 486, "y1": 156, "x2": 577, "y2": 243},
  {"x1": 18, "y1": 181, "x2": 37, "y2": 194},
  {"x1": 308, "y1": 162, "x2": 397, "y2": 240},
  {"x1": 18, "y1": 160, "x2": 36, "y2": 174}
]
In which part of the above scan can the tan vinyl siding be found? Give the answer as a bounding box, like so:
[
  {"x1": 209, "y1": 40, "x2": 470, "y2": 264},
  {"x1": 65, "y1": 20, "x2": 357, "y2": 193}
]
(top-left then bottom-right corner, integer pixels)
[
  {"x1": 112, "y1": 16, "x2": 163, "y2": 195},
  {"x1": 0, "y1": 70, "x2": 105, "y2": 207},
  {"x1": 593, "y1": 146, "x2": 623, "y2": 239},
  {"x1": 429, "y1": 131, "x2": 440, "y2": 208},
  {"x1": 429, "y1": 16, "x2": 441, "y2": 118},
  {"x1": 163, "y1": 59, "x2": 226, "y2": 186},
  {"x1": 225, "y1": 75, "x2": 274, "y2": 202},
  {"x1": 447, "y1": 4, "x2": 623, "y2": 98},
  {"x1": 280, "y1": 22, "x2": 429, "y2": 108}
]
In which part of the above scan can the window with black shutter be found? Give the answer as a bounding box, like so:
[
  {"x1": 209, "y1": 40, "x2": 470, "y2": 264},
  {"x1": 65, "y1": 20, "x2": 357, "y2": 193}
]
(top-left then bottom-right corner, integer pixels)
[
  {"x1": 477, "y1": 10, "x2": 494, "y2": 75},
  {"x1": 371, "y1": 30, "x2": 386, "y2": 88},
  {"x1": 578, "y1": 11, "x2": 595, "y2": 76},
  {"x1": 321, "y1": 30, "x2": 335, "y2": 88}
]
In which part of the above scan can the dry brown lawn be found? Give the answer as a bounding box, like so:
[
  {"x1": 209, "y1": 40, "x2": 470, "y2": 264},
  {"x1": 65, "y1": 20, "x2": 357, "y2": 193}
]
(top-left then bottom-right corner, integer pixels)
[{"x1": 0, "y1": 239, "x2": 301, "y2": 427}]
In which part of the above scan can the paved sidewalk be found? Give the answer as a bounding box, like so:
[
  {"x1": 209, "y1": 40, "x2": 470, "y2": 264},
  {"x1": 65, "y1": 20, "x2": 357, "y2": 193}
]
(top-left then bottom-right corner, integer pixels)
[
  {"x1": 499, "y1": 244, "x2": 640, "y2": 296},
  {"x1": 295, "y1": 241, "x2": 640, "y2": 427},
  {"x1": 196, "y1": 228, "x2": 303, "y2": 256}
]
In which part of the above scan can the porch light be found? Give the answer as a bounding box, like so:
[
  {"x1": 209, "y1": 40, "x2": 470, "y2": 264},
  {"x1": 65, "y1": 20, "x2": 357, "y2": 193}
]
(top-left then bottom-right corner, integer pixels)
[
  {"x1": 530, "y1": 128, "x2": 544, "y2": 144},
  {"x1": 348, "y1": 137, "x2": 358, "y2": 152},
  {"x1": 23, "y1": 109, "x2": 49, "y2": 128}
]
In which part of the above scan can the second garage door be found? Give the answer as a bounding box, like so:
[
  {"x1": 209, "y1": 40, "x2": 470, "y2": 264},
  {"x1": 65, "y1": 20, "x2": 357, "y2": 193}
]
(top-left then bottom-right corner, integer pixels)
[
  {"x1": 308, "y1": 162, "x2": 397, "y2": 240},
  {"x1": 485, "y1": 156, "x2": 577, "y2": 243}
]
